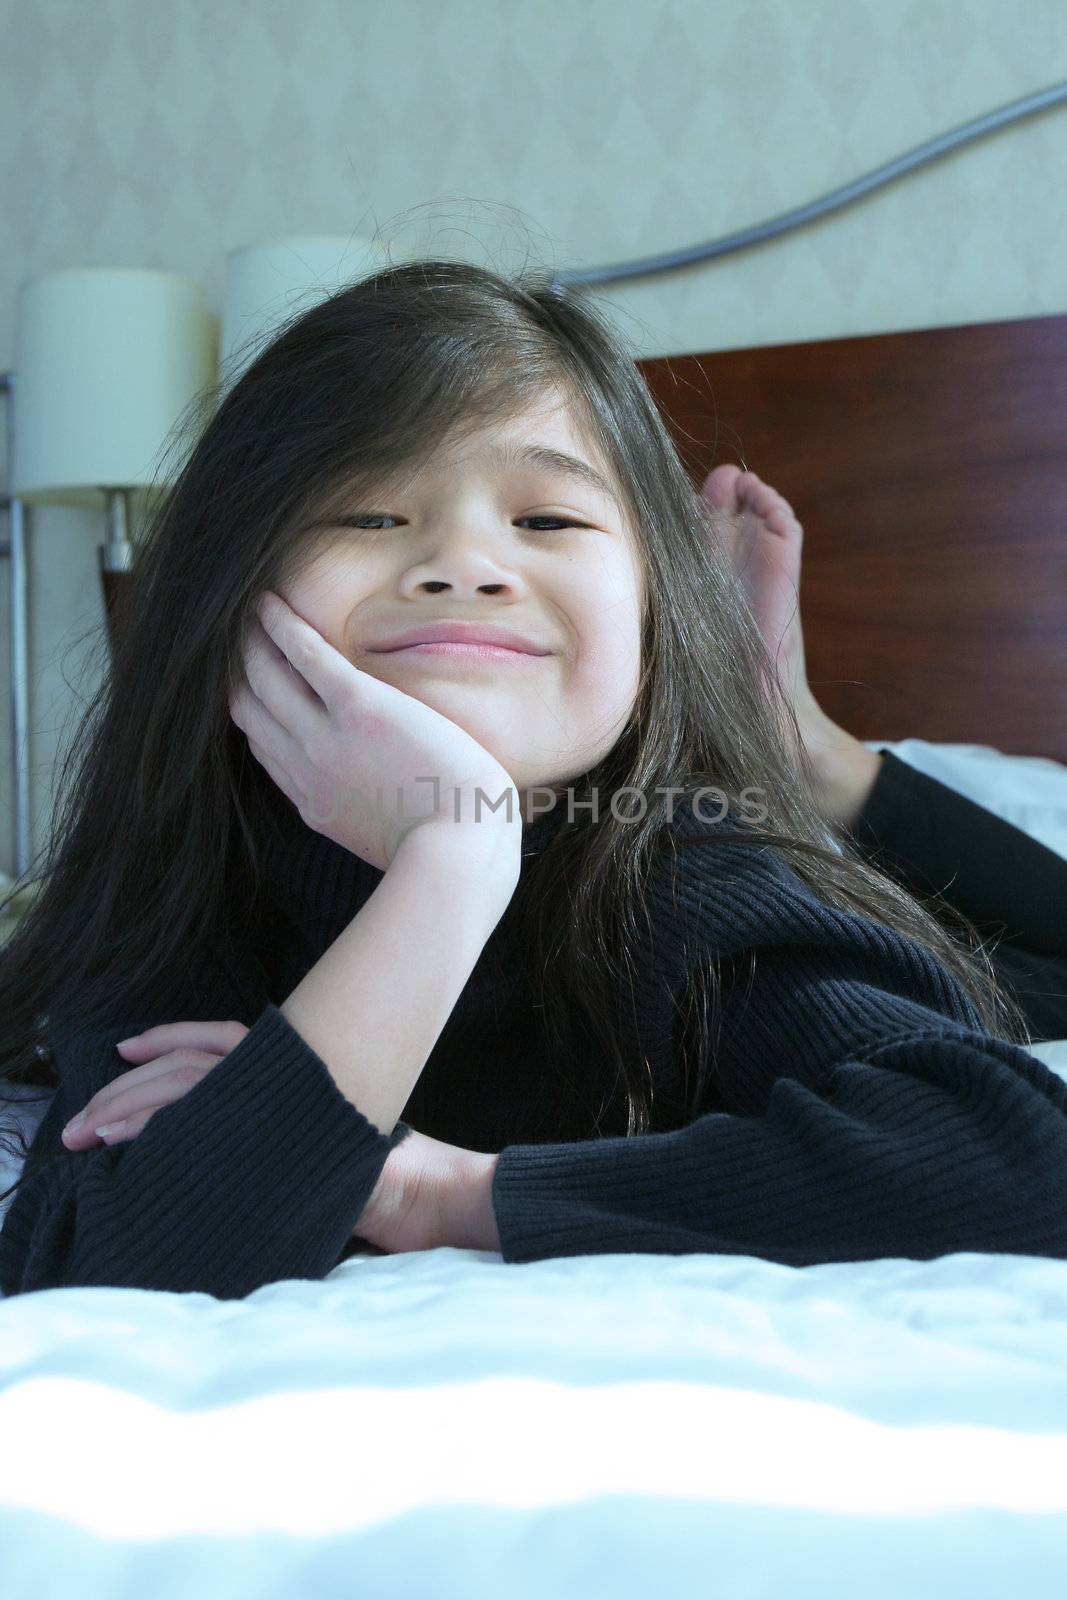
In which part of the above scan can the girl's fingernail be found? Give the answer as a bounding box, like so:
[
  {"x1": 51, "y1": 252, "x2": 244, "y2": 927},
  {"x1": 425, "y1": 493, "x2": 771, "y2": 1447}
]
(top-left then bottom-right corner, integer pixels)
[
  {"x1": 116, "y1": 1035, "x2": 139, "y2": 1048},
  {"x1": 95, "y1": 1123, "x2": 125, "y2": 1140}
]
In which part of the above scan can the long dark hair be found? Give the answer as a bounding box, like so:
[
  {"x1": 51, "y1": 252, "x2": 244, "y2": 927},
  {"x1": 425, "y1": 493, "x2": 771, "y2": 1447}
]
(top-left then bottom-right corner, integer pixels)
[{"x1": 0, "y1": 257, "x2": 1032, "y2": 1209}]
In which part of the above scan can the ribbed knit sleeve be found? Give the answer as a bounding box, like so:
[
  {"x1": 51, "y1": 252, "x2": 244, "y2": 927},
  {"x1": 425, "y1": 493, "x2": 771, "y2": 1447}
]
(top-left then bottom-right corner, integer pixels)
[
  {"x1": 0, "y1": 999, "x2": 409, "y2": 1300},
  {"x1": 490, "y1": 836, "x2": 1067, "y2": 1268},
  {"x1": 850, "y1": 751, "x2": 1067, "y2": 957},
  {"x1": 846, "y1": 750, "x2": 1067, "y2": 1038}
]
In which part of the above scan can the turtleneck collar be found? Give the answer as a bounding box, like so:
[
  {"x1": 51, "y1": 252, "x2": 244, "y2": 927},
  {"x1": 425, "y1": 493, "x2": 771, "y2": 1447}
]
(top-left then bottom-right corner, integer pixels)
[
  {"x1": 254, "y1": 780, "x2": 570, "y2": 929},
  {"x1": 519, "y1": 800, "x2": 570, "y2": 856}
]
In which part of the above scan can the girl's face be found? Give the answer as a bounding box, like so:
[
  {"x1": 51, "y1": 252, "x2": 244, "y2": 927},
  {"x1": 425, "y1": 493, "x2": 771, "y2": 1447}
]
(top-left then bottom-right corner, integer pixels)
[{"x1": 280, "y1": 397, "x2": 646, "y2": 817}]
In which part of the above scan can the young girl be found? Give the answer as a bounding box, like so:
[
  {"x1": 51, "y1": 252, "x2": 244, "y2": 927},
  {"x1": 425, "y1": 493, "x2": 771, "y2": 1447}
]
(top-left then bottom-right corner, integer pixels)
[{"x1": 2, "y1": 259, "x2": 1066, "y2": 1300}]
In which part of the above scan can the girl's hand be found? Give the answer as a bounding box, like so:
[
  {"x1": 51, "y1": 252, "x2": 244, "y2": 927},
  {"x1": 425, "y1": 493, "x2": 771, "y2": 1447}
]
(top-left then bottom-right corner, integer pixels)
[
  {"x1": 229, "y1": 591, "x2": 521, "y2": 872},
  {"x1": 60, "y1": 1021, "x2": 249, "y2": 1148},
  {"x1": 59, "y1": 1019, "x2": 500, "y2": 1254}
]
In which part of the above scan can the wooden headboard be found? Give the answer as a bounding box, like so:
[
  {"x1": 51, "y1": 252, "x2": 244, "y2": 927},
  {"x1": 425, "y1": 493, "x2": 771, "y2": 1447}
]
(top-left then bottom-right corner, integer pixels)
[{"x1": 637, "y1": 313, "x2": 1067, "y2": 765}]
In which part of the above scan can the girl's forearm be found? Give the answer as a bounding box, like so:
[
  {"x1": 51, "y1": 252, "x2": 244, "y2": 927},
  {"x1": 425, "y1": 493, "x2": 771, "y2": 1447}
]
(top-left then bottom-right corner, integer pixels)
[{"x1": 279, "y1": 821, "x2": 520, "y2": 1138}]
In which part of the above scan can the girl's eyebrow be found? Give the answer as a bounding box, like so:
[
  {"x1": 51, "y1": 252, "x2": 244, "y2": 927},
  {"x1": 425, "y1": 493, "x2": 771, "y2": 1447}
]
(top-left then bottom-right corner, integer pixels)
[
  {"x1": 308, "y1": 440, "x2": 623, "y2": 531},
  {"x1": 482, "y1": 441, "x2": 622, "y2": 512}
]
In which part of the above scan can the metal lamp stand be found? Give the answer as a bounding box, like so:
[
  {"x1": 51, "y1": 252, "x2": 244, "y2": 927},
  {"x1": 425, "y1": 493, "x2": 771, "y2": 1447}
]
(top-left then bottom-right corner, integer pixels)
[{"x1": 1, "y1": 369, "x2": 133, "y2": 912}]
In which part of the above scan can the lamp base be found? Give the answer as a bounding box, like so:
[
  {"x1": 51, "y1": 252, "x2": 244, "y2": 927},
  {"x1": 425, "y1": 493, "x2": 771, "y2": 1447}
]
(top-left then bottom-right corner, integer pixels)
[{"x1": 99, "y1": 545, "x2": 135, "y2": 658}]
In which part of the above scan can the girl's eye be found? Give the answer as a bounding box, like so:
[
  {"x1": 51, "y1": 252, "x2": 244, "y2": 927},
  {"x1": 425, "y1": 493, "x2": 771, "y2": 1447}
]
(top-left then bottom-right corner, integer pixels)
[
  {"x1": 346, "y1": 515, "x2": 587, "y2": 532},
  {"x1": 518, "y1": 516, "x2": 586, "y2": 531}
]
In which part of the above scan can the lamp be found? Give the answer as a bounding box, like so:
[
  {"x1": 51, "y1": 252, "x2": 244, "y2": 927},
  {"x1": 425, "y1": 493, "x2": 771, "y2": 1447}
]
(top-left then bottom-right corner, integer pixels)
[
  {"x1": 1, "y1": 268, "x2": 216, "y2": 890},
  {"x1": 1, "y1": 242, "x2": 385, "y2": 899},
  {"x1": 220, "y1": 233, "x2": 387, "y2": 394}
]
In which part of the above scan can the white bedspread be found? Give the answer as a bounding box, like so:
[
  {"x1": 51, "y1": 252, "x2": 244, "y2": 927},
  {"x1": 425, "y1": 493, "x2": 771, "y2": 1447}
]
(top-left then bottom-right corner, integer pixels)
[
  {"x1": 1, "y1": 1029, "x2": 1066, "y2": 1600},
  {"x1": 3, "y1": 1167, "x2": 1067, "y2": 1598},
  {"x1": 2, "y1": 741, "x2": 1066, "y2": 1596}
]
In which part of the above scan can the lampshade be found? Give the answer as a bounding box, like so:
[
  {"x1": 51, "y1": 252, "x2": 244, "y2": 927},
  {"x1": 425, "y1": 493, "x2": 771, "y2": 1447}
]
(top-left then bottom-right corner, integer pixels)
[
  {"x1": 11, "y1": 268, "x2": 217, "y2": 515},
  {"x1": 219, "y1": 234, "x2": 388, "y2": 394}
]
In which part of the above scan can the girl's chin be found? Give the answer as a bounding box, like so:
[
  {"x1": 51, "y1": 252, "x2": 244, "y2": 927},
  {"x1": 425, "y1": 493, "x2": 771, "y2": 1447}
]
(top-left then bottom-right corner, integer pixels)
[{"x1": 370, "y1": 683, "x2": 579, "y2": 796}]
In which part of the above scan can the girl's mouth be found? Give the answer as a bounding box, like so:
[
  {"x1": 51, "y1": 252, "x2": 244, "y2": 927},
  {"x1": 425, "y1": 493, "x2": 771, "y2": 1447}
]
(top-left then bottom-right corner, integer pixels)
[{"x1": 381, "y1": 642, "x2": 546, "y2": 663}]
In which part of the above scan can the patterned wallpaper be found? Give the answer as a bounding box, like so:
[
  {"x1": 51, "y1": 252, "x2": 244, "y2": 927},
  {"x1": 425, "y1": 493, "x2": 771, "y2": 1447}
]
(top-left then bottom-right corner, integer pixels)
[{"x1": 1, "y1": 0, "x2": 1066, "y2": 875}]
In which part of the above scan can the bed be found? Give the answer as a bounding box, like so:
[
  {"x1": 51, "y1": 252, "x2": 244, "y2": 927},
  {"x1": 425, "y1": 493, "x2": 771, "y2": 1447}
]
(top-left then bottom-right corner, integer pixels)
[{"x1": 2, "y1": 313, "x2": 1067, "y2": 1597}]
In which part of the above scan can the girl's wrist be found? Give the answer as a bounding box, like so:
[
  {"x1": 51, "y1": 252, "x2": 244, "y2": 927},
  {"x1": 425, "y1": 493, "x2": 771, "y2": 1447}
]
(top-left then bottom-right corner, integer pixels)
[
  {"x1": 397, "y1": 811, "x2": 522, "y2": 903},
  {"x1": 442, "y1": 1150, "x2": 501, "y2": 1251}
]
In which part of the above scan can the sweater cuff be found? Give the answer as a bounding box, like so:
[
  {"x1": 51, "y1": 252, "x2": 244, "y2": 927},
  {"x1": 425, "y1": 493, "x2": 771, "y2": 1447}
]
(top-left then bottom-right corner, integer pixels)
[{"x1": 490, "y1": 1130, "x2": 688, "y2": 1264}]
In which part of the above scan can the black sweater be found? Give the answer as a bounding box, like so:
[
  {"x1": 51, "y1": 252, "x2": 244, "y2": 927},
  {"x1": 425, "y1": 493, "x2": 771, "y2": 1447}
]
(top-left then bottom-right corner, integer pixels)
[
  {"x1": 3, "y1": 751, "x2": 1067, "y2": 1299},
  {"x1": 847, "y1": 751, "x2": 1067, "y2": 1040}
]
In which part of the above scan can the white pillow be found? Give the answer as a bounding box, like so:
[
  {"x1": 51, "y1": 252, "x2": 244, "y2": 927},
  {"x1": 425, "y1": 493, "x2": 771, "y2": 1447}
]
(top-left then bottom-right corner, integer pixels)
[{"x1": 0, "y1": 1081, "x2": 55, "y2": 1228}]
